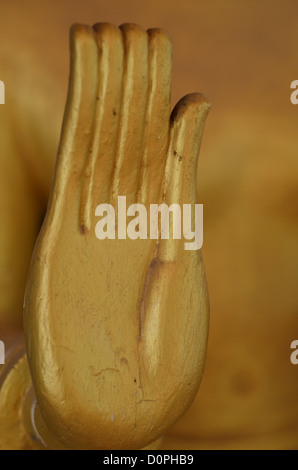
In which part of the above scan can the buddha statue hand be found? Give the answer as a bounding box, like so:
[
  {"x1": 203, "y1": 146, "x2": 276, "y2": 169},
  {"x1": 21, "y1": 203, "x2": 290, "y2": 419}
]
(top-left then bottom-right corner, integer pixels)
[{"x1": 23, "y1": 23, "x2": 210, "y2": 450}]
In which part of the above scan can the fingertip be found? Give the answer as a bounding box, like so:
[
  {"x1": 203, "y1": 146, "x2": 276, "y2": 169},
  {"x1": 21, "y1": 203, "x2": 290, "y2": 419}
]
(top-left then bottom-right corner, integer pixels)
[
  {"x1": 147, "y1": 28, "x2": 173, "y2": 51},
  {"x1": 163, "y1": 92, "x2": 210, "y2": 208},
  {"x1": 92, "y1": 22, "x2": 122, "y2": 43},
  {"x1": 170, "y1": 93, "x2": 211, "y2": 125},
  {"x1": 70, "y1": 23, "x2": 97, "y2": 46},
  {"x1": 92, "y1": 23, "x2": 124, "y2": 60},
  {"x1": 119, "y1": 23, "x2": 148, "y2": 42}
]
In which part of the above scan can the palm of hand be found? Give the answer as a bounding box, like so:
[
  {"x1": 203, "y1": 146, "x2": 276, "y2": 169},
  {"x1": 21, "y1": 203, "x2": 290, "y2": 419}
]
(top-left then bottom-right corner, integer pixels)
[{"x1": 24, "y1": 23, "x2": 210, "y2": 450}]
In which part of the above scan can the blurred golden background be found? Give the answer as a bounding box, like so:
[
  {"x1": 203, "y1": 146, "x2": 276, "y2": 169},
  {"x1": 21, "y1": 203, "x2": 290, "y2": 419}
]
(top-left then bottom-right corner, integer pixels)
[{"x1": 0, "y1": 0, "x2": 298, "y2": 449}]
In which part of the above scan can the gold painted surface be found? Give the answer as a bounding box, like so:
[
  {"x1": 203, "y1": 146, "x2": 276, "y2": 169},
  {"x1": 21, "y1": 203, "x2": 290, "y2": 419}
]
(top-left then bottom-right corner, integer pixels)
[
  {"x1": 0, "y1": 351, "x2": 43, "y2": 450},
  {"x1": 0, "y1": 349, "x2": 165, "y2": 450},
  {"x1": 22, "y1": 24, "x2": 210, "y2": 449}
]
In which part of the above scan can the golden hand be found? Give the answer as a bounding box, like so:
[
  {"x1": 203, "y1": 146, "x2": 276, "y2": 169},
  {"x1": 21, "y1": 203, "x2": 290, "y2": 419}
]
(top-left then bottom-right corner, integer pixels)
[{"x1": 23, "y1": 23, "x2": 210, "y2": 450}]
